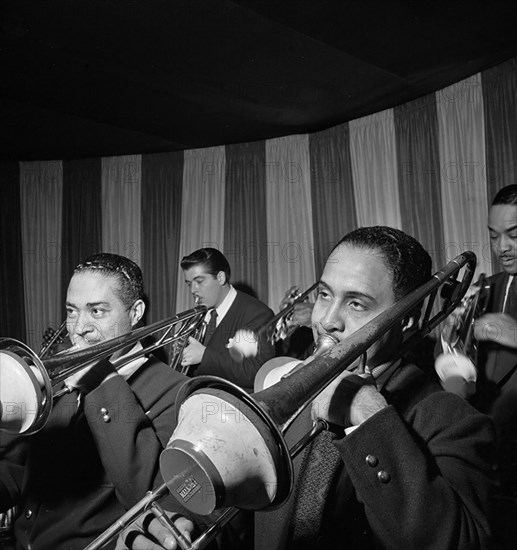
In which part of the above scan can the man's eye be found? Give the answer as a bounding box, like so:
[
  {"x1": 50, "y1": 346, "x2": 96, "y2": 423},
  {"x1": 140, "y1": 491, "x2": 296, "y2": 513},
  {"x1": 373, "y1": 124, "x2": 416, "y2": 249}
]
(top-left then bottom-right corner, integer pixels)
[
  {"x1": 66, "y1": 309, "x2": 77, "y2": 318},
  {"x1": 91, "y1": 308, "x2": 105, "y2": 317},
  {"x1": 349, "y1": 300, "x2": 366, "y2": 311},
  {"x1": 509, "y1": 233, "x2": 517, "y2": 240},
  {"x1": 316, "y1": 289, "x2": 330, "y2": 300}
]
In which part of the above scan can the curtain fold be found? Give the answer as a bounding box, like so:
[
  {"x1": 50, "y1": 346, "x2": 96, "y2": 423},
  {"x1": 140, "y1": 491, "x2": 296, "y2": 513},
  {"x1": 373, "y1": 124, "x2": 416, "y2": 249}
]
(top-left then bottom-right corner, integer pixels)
[
  {"x1": 20, "y1": 161, "x2": 63, "y2": 350},
  {"x1": 101, "y1": 155, "x2": 142, "y2": 266},
  {"x1": 482, "y1": 58, "x2": 517, "y2": 267},
  {"x1": 309, "y1": 123, "x2": 357, "y2": 274},
  {"x1": 394, "y1": 95, "x2": 445, "y2": 270},
  {"x1": 349, "y1": 109, "x2": 401, "y2": 229},
  {"x1": 265, "y1": 134, "x2": 315, "y2": 313},
  {"x1": 61, "y1": 158, "x2": 102, "y2": 310},
  {"x1": 436, "y1": 73, "x2": 491, "y2": 277},
  {"x1": 141, "y1": 151, "x2": 184, "y2": 323},
  {"x1": 224, "y1": 141, "x2": 268, "y2": 303},
  {"x1": 0, "y1": 161, "x2": 26, "y2": 341},
  {"x1": 175, "y1": 146, "x2": 226, "y2": 313}
]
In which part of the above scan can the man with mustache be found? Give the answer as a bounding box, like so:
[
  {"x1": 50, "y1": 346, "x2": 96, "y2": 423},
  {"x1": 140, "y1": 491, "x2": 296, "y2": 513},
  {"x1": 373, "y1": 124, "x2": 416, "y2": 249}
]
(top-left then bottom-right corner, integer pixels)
[
  {"x1": 471, "y1": 184, "x2": 517, "y2": 549},
  {"x1": 0, "y1": 253, "x2": 189, "y2": 549}
]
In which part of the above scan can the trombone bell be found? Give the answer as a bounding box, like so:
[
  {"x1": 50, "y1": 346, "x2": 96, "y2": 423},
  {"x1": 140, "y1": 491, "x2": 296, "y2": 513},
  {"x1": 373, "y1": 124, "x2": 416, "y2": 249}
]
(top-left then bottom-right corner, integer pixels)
[
  {"x1": 0, "y1": 306, "x2": 207, "y2": 435},
  {"x1": 160, "y1": 379, "x2": 292, "y2": 515},
  {"x1": 0, "y1": 339, "x2": 53, "y2": 434},
  {"x1": 158, "y1": 252, "x2": 477, "y2": 520}
]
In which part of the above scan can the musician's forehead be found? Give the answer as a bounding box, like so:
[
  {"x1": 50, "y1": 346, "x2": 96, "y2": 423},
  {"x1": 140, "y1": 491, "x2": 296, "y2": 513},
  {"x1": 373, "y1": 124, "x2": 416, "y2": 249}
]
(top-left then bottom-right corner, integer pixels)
[
  {"x1": 488, "y1": 204, "x2": 517, "y2": 231},
  {"x1": 322, "y1": 243, "x2": 395, "y2": 302}
]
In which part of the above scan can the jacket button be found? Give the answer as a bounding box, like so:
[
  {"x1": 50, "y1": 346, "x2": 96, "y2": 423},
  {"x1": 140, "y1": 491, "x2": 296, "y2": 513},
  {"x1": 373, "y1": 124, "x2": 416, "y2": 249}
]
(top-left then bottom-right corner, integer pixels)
[
  {"x1": 365, "y1": 454, "x2": 378, "y2": 467},
  {"x1": 100, "y1": 407, "x2": 108, "y2": 415},
  {"x1": 25, "y1": 508, "x2": 32, "y2": 519},
  {"x1": 377, "y1": 470, "x2": 391, "y2": 483}
]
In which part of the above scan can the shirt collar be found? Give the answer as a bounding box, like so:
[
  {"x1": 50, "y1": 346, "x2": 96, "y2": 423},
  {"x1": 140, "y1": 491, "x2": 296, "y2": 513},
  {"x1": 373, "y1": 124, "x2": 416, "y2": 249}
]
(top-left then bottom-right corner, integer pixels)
[
  {"x1": 365, "y1": 358, "x2": 401, "y2": 390},
  {"x1": 209, "y1": 285, "x2": 237, "y2": 325}
]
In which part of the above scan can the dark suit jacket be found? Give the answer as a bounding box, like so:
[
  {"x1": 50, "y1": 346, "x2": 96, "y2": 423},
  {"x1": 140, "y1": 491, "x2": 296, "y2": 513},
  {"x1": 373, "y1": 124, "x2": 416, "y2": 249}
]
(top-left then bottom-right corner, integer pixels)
[
  {"x1": 476, "y1": 272, "x2": 517, "y2": 401},
  {"x1": 474, "y1": 272, "x2": 517, "y2": 546},
  {"x1": 255, "y1": 362, "x2": 495, "y2": 550},
  {"x1": 0, "y1": 355, "x2": 187, "y2": 550},
  {"x1": 194, "y1": 290, "x2": 275, "y2": 392}
]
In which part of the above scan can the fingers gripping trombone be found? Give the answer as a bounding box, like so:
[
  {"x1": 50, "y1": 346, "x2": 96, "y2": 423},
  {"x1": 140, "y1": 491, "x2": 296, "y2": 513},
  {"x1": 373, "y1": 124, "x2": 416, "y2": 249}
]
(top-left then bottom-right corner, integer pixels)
[{"x1": 83, "y1": 252, "x2": 476, "y2": 550}]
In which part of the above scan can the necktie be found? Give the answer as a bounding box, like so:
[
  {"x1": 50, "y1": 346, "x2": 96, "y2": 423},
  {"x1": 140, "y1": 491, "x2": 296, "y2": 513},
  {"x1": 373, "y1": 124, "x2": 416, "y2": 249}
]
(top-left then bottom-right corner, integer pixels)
[
  {"x1": 288, "y1": 429, "x2": 342, "y2": 547},
  {"x1": 204, "y1": 309, "x2": 218, "y2": 344},
  {"x1": 504, "y1": 276, "x2": 517, "y2": 316}
]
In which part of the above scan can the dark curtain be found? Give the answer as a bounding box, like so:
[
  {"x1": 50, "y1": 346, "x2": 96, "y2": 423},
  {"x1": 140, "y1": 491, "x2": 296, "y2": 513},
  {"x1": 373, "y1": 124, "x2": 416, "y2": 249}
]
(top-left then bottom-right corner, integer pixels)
[
  {"x1": 0, "y1": 161, "x2": 26, "y2": 341},
  {"x1": 224, "y1": 141, "x2": 268, "y2": 303},
  {"x1": 61, "y1": 158, "x2": 102, "y2": 313},
  {"x1": 394, "y1": 94, "x2": 445, "y2": 270},
  {"x1": 309, "y1": 123, "x2": 356, "y2": 274},
  {"x1": 141, "y1": 151, "x2": 183, "y2": 323},
  {"x1": 482, "y1": 57, "x2": 517, "y2": 267}
]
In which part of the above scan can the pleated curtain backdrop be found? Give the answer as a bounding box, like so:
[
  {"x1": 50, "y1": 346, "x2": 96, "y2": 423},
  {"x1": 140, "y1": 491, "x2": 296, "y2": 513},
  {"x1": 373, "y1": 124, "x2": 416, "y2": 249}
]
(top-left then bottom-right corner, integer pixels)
[
  {"x1": 141, "y1": 152, "x2": 183, "y2": 324},
  {"x1": 175, "y1": 146, "x2": 226, "y2": 313},
  {"x1": 20, "y1": 161, "x2": 63, "y2": 350},
  {"x1": 2, "y1": 57, "x2": 517, "y2": 346},
  {"x1": 224, "y1": 141, "x2": 269, "y2": 304},
  {"x1": 265, "y1": 134, "x2": 316, "y2": 313},
  {"x1": 436, "y1": 73, "x2": 491, "y2": 278}
]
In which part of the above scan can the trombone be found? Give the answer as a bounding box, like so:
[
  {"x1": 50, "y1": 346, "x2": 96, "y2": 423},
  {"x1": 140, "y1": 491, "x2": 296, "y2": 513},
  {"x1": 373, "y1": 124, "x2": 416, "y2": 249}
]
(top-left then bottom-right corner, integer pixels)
[
  {"x1": 0, "y1": 306, "x2": 207, "y2": 435},
  {"x1": 435, "y1": 273, "x2": 491, "y2": 397},
  {"x1": 85, "y1": 251, "x2": 477, "y2": 550},
  {"x1": 227, "y1": 283, "x2": 317, "y2": 362}
]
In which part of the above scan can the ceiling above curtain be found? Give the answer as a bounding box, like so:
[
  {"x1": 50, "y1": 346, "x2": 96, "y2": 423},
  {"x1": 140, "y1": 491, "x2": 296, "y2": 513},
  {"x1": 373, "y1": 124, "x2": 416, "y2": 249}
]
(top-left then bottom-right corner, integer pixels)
[{"x1": 2, "y1": 0, "x2": 517, "y2": 161}]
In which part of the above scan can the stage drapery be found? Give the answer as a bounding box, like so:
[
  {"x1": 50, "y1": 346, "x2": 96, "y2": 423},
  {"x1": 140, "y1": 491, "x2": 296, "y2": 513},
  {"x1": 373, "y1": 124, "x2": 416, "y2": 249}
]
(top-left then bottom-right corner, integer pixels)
[{"x1": 2, "y1": 58, "x2": 516, "y2": 348}]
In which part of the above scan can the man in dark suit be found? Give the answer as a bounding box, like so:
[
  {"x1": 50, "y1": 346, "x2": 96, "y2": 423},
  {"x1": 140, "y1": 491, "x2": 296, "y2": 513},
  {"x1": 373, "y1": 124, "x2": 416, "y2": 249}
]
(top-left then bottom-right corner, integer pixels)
[
  {"x1": 180, "y1": 247, "x2": 275, "y2": 392},
  {"x1": 123, "y1": 227, "x2": 495, "y2": 550},
  {"x1": 0, "y1": 253, "x2": 191, "y2": 549},
  {"x1": 472, "y1": 184, "x2": 517, "y2": 549}
]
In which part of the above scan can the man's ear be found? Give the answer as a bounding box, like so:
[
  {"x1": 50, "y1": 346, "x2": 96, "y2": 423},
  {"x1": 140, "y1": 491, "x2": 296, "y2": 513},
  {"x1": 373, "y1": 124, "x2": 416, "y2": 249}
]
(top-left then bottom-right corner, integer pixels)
[
  {"x1": 129, "y1": 299, "x2": 146, "y2": 327},
  {"x1": 217, "y1": 271, "x2": 226, "y2": 285}
]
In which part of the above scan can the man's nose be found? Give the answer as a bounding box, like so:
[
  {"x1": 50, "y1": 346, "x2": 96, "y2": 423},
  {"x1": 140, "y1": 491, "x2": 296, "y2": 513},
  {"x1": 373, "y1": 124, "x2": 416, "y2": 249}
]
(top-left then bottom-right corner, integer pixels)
[
  {"x1": 498, "y1": 234, "x2": 511, "y2": 252},
  {"x1": 317, "y1": 302, "x2": 345, "y2": 334},
  {"x1": 72, "y1": 312, "x2": 95, "y2": 336}
]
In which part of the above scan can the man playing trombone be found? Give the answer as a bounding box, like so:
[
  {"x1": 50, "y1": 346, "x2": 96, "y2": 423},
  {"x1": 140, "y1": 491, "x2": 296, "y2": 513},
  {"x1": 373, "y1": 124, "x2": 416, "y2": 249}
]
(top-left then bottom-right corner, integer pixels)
[
  {"x1": 0, "y1": 253, "x2": 190, "y2": 549},
  {"x1": 180, "y1": 248, "x2": 275, "y2": 392},
  {"x1": 122, "y1": 227, "x2": 495, "y2": 550}
]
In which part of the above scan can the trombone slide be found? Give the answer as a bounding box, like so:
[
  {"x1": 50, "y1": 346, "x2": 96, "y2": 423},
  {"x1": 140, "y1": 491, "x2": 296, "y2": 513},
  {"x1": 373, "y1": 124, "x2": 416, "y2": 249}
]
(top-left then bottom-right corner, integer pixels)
[{"x1": 81, "y1": 251, "x2": 477, "y2": 550}]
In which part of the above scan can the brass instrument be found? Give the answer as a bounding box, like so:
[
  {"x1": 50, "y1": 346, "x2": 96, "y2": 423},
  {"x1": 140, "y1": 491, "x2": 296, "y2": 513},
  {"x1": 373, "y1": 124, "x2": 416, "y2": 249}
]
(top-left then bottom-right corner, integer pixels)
[
  {"x1": 39, "y1": 320, "x2": 69, "y2": 358},
  {"x1": 168, "y1": 300, "x2": 210, "y2": 374},
  {"x1": 227, "y1": 283, "x2": 317, "y2": 362},
  {"x1": 254, "y1": 332, "x2": 338, "y2": 392},
  {"x1": 85, "y1": 251, "x2": 476, "y2": 550},
  {"x1": 0, "y1": 321, "x2": 70, "y2": 538},
  {"x1": 435, "y1": 274, "x2": 490, "y2": 397},
  {"x1": 268, "y1": 283, "x2": 317, "y2": 344},
  {"x1": 0, "y1": 306, "x2": 207, "y2": 435}
]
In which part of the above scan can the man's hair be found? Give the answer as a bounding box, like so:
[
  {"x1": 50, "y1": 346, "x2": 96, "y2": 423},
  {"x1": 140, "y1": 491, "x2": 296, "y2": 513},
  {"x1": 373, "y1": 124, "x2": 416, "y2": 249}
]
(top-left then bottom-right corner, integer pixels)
[
  {"x1": 491, "y1": 185, "x2": 517, "y2": 206},
  {"x1": 73, "y1": 252, "x2": 144, "y2": 308},
  {"x1": 335, "y1": 226, "x2": 432, "y2": 300},
  {"x1": 180, "y1": 248, "x2": 231, "y2": 283}
]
